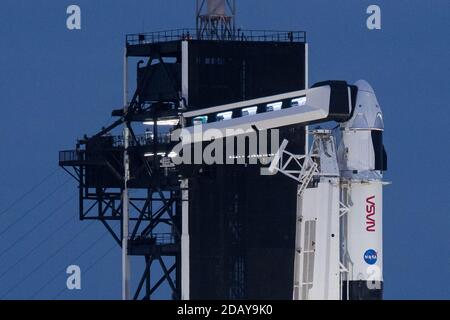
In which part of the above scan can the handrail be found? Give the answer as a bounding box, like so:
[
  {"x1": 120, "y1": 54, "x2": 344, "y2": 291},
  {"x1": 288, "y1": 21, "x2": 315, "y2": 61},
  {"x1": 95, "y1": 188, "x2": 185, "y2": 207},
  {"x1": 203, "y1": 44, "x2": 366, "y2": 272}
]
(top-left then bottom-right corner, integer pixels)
[{"x1": 126, "y1": 29, "x2": 306, "y2": 45}]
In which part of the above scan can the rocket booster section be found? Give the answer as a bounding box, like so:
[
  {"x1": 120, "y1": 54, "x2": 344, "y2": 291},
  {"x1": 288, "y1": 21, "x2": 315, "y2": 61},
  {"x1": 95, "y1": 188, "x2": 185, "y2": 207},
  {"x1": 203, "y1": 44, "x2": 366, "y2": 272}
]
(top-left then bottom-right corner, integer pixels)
[{"x1": 337, "y1": 80, "x2": 387, "y2": 300}]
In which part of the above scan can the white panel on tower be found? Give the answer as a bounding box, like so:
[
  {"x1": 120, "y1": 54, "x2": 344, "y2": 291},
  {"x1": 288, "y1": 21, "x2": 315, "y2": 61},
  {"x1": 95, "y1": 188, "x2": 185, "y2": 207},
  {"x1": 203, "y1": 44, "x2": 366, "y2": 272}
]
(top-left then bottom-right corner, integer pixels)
[{"x1": 295, "y1": 179, "x2": 340, "y2": 300}]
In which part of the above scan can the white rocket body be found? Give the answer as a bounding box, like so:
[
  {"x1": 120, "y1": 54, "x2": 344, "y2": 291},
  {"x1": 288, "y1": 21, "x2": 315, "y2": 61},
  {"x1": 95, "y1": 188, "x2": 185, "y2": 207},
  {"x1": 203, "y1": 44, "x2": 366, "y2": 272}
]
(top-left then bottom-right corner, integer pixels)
[
  {"x1": 337, "y1": 80, "x2": 385, "y2": 299},
  {"x1": 345, "y1": 183, "x2": 383, "y2": 280}
]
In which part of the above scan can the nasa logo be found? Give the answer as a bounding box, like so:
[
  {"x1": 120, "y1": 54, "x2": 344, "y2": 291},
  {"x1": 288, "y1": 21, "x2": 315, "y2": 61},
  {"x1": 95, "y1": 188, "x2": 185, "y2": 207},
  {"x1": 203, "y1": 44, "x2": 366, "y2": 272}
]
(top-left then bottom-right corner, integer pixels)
[
  {"x1": 364, "y1": 249, "x2": 378, "y2": 265},
  {"x1": 366, "y1": 195, "x2": 376, "y2": 232}
]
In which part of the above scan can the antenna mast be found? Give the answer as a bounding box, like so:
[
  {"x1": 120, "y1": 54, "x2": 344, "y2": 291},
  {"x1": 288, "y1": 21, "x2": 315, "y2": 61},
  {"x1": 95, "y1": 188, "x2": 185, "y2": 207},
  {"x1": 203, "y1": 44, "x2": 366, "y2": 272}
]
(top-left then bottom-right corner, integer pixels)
[{"x1": 196, "y1": 0, "x2": 236, "y2": 40}]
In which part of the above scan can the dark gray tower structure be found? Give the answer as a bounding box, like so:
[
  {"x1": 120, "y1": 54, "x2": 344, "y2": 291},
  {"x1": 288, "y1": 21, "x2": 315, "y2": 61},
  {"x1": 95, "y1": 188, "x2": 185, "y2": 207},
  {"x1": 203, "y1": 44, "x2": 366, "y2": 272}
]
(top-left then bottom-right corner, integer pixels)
[{"x1": 59, "y1": 2, "x2": 308, "y2": 300}]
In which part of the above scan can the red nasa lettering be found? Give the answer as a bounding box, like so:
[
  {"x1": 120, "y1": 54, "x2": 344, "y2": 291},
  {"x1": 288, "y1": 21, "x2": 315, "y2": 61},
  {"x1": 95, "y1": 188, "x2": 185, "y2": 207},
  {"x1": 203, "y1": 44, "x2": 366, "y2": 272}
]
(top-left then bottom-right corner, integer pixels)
[{"x1": 366, "y1": 196, "x2": 376, "y2": 232}]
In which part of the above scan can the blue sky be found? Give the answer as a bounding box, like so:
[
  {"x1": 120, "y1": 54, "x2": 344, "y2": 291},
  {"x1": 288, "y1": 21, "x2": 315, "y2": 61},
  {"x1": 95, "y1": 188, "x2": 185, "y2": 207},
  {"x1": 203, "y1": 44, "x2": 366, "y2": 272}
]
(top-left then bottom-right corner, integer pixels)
[{"x1": 0, "y1": 0, "x2": 448, "y2": 299}]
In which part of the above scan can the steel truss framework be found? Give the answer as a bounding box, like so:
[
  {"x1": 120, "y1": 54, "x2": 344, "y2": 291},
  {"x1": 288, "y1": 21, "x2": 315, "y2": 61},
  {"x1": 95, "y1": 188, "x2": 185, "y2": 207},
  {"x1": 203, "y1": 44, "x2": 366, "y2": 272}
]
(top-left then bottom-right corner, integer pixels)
[
  {"x1": 60, "y1": 48, "x2": 184, "y2": 300},
  {"x1": 196, "y1": 0, "x2": 236, "y2": 40}
]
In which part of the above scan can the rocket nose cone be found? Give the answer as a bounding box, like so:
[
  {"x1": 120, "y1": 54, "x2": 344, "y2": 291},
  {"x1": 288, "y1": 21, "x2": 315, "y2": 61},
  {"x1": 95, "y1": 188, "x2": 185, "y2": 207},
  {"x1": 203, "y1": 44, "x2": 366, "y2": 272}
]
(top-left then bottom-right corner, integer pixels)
[{"x1": 355, "y1": 80, "x2": 375, "y2": 94}]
